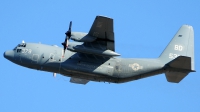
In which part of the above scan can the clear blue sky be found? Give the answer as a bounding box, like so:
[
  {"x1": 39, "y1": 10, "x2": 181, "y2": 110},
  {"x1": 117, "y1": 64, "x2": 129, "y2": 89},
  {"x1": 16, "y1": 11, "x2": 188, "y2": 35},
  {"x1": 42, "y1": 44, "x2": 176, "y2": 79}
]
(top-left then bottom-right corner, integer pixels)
[{"x1": 1, "y1": 0, "x2": 200, "y2": 112}]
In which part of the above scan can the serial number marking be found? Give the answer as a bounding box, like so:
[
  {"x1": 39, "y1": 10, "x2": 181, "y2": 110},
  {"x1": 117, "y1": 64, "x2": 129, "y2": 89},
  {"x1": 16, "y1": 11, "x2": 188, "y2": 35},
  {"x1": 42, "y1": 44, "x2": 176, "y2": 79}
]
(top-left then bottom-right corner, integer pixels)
[
  {"x1": 169, "y1": 53, "x2": 180, "y2": 59},
  {"x1": 21, "y1": 49, "x2": 32, "y2": 54}
]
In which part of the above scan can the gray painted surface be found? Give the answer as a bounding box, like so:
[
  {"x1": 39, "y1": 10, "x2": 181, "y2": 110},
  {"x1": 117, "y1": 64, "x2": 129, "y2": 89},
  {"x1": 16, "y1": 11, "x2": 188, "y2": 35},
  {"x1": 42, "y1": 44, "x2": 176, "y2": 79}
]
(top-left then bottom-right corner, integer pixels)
[{"x1": 4, "y1": 16, "x2": 195, "y2": 84}]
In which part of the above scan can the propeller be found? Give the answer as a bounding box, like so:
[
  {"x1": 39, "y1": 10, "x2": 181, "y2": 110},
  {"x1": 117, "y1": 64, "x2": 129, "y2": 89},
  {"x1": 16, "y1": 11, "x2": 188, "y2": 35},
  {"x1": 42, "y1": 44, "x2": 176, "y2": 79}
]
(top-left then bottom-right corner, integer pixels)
[{"x1": 62, "y1": 21, "x2": 72, "y2": 56}]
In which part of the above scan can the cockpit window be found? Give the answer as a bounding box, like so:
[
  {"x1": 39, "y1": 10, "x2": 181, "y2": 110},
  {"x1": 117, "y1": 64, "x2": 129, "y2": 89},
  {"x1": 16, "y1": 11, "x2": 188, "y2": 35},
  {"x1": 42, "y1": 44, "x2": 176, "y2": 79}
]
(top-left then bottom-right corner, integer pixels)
[
  {"x1": 14, "y1": 43, "x2": 26, "y2": 51},
  {"x1": 13, "y1": 43, "x2": 26, "y2": 52},
  {"x1": 18, "y1": 43, "x2": 26, "y2": 47},
  {"x1": 13, "y1": 46, "x2": 17, "y2": 50},
  {"x1": 17, "y1": 49, "x2": 22, "y2": 52}
]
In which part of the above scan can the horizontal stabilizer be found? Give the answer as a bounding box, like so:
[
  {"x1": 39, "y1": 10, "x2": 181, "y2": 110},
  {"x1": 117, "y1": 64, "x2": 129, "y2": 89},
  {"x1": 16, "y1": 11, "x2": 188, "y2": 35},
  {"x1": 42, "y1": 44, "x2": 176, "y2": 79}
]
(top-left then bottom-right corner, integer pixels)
[
  {"x1": 167, "y1": 56, "x2": 191, "y2": 70},
  {"x1": 165, "y1": 71, "x2": 189, "y2": 83},
  {"x1": 70, "y1": 78, "x2": 89, "y2": 85},
  {"x1": 165, "y1": 56, "x2": 193, "y2": 83}
]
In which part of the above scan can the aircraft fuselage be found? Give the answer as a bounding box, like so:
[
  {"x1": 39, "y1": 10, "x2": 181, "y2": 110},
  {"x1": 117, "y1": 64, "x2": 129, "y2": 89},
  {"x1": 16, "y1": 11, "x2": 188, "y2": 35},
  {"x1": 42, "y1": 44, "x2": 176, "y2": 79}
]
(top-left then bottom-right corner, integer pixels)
[{"x1": 4, "y1": 43, "x2": 164, "y2": 83}]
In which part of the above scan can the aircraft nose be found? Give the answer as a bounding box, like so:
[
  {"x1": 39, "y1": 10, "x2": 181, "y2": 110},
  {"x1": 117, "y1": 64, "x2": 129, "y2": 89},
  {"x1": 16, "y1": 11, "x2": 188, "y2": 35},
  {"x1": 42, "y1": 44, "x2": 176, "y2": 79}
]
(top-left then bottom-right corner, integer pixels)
[{"x1": 4, "y1": 50, "x2": 14, "y2": 60}]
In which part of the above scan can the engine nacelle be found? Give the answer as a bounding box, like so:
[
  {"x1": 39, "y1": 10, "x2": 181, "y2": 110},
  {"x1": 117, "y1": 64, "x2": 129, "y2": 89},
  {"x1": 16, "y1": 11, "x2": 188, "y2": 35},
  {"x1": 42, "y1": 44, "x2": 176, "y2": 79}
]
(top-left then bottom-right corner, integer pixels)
[
  {"x1": 67, "y1": 44, "x2": 120, "y2": 57},
  {"x1": 71, "y1": 32, "x2": 96, "y2": 42}
]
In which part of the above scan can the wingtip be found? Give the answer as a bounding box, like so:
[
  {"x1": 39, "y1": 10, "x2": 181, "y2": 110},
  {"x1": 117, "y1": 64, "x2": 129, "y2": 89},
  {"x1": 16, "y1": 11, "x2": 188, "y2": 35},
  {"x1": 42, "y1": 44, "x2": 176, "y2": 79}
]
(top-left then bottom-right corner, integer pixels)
[{"x1": 96, "y1": 15, "x2": 113, "y2": 19}]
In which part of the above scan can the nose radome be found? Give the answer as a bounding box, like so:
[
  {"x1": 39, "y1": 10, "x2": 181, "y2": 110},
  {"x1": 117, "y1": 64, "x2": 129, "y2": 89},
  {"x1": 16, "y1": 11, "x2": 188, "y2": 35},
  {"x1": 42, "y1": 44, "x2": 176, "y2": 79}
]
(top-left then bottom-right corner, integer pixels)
[{"x1": 4, "y1": 50, "x2": 14, "y2": 61}]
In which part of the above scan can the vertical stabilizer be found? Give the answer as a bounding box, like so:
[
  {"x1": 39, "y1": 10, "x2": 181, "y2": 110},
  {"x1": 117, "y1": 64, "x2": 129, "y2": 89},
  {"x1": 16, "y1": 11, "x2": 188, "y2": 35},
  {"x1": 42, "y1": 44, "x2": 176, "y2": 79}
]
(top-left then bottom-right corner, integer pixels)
[{"x1": 159, "y1": 25, "x2": 195, "y2": 70}]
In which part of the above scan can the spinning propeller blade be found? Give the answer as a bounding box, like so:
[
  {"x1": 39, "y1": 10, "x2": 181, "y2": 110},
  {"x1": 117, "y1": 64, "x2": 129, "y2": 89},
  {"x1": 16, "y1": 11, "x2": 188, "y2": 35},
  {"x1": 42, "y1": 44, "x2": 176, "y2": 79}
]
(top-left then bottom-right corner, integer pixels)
[{"x1": 61, "y1": 21, "x2": 72, "y2": 56}]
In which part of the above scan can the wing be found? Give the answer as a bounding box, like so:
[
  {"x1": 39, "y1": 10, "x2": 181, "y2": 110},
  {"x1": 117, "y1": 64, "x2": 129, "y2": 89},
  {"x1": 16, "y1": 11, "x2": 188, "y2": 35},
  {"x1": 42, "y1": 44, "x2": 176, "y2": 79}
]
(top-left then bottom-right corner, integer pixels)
[
  {"x1": 68, "y1": 16, "x2": 120, "y2": 57},
  {"x1": 70, "y1": 77, "x2": 89, "y2": 85},
  {"x1": 66, "y1": 16, "x2": 116, "y2": 84},
  {"x1": 88, "y1": 15, "x2": 115, "y2": 51}
]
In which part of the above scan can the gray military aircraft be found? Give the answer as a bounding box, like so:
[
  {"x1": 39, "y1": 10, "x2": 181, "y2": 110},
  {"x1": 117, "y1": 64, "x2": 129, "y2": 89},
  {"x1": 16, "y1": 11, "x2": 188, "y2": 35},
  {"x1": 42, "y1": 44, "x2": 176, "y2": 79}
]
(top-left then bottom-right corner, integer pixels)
[{"x1": 4, "y1": 16, "x2": 195, "y2": 84}]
